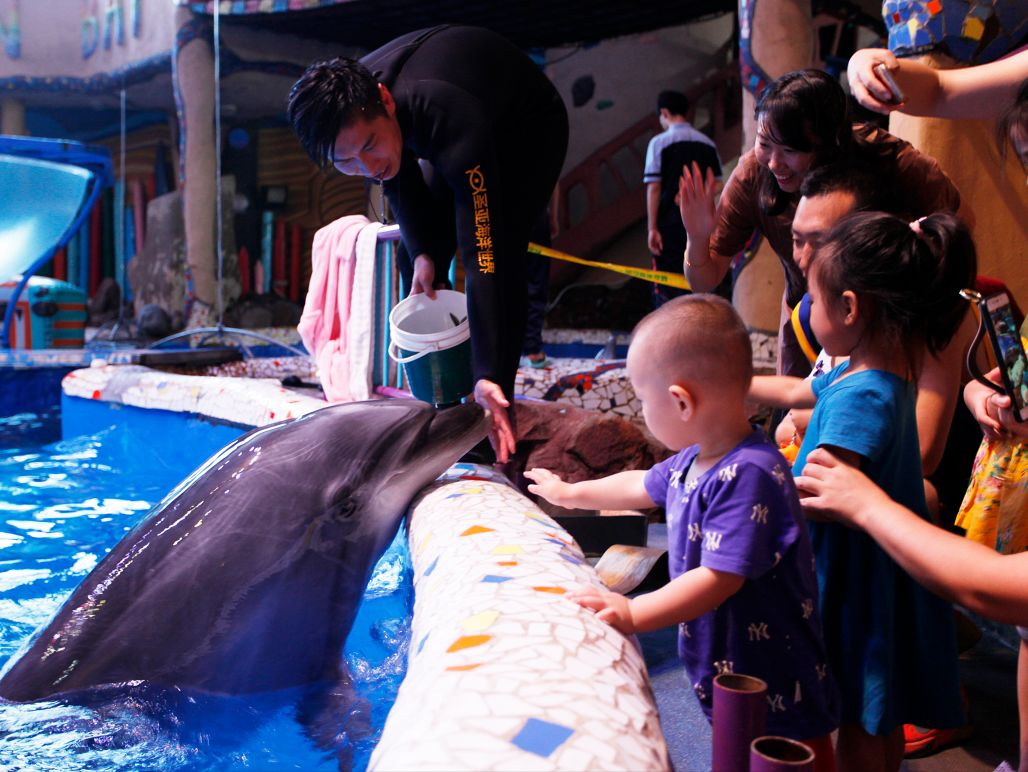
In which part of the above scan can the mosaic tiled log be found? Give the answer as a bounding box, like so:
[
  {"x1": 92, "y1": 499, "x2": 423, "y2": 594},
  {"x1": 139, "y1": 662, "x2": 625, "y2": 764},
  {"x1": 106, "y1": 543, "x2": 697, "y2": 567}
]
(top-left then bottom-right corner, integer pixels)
[
  {"x1": 371, "y1": 463, "x2": 670, "y2": 771},
  {"x1": 62, "y1": 363, "x2": 326, "y2": 427}
]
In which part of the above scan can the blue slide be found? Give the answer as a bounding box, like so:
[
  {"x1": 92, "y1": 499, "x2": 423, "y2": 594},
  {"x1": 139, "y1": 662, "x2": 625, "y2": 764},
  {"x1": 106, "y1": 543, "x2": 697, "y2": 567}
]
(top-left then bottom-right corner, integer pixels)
[{"x1": 0, "y1": 136, "x2": 112, "y2": 348}]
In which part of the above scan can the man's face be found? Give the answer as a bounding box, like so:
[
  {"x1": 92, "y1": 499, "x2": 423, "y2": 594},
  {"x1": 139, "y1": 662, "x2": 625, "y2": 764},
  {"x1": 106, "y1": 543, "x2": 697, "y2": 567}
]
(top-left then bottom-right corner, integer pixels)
[
  {"x1": 331, "y1": 84, "x2": 403, "y2": 182},
  {"x1": 791, "y1": 190, "x2": 858, "y2": 277}
]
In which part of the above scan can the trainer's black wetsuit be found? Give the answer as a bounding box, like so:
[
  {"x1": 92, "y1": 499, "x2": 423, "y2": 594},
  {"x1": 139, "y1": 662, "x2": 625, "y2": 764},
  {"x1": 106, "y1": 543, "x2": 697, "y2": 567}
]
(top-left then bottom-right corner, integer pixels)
[{"x1": 363, "y1": 25, "x2": 569, "y2": 398}]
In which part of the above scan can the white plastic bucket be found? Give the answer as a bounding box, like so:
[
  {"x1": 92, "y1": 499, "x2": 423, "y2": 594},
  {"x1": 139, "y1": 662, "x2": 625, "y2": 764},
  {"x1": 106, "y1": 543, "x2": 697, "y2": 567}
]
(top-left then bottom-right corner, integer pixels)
[{"x1": 388, "y1": 290, "x2": 473, "y2": 405}]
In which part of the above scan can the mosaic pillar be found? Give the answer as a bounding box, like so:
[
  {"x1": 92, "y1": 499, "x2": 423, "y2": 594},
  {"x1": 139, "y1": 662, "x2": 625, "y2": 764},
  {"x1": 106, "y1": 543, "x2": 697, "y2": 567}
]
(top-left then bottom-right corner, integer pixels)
[
  {"x1": 733, "y1": 0, "x2": 813, "y2": 336},
  {"x1": 173, "y1": 7, "x2": 217, "y2": 323},
  {"x1": 880, "y1": 2, "x2": 1027, "y2": 309},
  {"x1": 371, "y1": 463, "x2": 671, "y2": 770},
  {"x1": 1, "y1": 98, "x2": 25, "y2": 135},
  {"x1": 889, "y1": 57, "x2": 1028, "y2": 308}
]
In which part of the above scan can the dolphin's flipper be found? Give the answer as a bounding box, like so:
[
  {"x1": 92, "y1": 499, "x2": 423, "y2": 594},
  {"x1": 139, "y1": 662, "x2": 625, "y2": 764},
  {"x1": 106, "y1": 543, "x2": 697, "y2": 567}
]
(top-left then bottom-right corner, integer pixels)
[{"x1": 296, "y1": 668, "x2": 371, "y2": 768}]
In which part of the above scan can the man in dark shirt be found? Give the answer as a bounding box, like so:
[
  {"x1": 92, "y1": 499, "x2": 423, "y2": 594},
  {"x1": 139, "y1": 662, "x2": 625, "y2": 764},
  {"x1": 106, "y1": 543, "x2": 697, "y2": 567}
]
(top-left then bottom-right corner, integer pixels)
[
  {"x1": 643, "y1": 90, "x2": 722, "y2": 305},
  {"x1": 288, "y1": 25, "x2": 569, "y2": 462}
]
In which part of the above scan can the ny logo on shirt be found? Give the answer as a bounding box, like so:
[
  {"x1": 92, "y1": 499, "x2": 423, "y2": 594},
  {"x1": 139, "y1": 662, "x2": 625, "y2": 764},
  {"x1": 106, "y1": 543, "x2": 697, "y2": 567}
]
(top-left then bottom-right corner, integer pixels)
[
  {"x1": 748, "y1": 622, "x2": 770, "y2": 641},
  {"x1": 669, "y1": 469, "x2": 684, "y2": 488},
  {"x1": 771, "y1": 464, "x2": 786, "y2": 485},
  {"x1": 717, "y1": 464, "x2": 738, "y2": 482},
  {"x1": 704, "y1": 531, "x2": 723, "y2": 551},
  {"x1": 688, "y1": 523, "x2": 703, "y2": 542},
  {"x1": 750, "y1": 503, "x2": 769, "y2": 524},
  {"x1": 801, "y1": 599, "x2": 814, "y2": 619},
  {"x1": 713, "y1": 659, "x2": 734, "y2": 675},
  {"x1": 767, "y1": 693, "x2": 786, "y2": 713}
]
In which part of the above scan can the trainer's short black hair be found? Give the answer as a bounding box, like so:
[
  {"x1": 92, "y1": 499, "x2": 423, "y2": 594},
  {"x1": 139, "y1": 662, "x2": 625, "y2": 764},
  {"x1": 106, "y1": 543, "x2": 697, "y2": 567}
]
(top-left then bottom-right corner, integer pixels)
[{"x1": 287, "y1": 57, "x2": 387, "y2": 168}]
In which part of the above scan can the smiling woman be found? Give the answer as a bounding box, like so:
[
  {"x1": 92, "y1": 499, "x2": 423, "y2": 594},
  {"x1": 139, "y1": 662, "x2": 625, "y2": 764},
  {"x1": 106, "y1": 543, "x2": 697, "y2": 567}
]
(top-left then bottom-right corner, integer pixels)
[{"x1": 676, "y1": 69, "x2": 963, "y2": 377}]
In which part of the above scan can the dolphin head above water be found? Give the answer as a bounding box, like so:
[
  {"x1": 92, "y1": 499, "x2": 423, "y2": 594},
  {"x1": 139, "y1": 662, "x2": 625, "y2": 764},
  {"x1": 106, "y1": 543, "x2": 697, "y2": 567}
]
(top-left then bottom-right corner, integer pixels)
[{"x1": 0, "y1": 399, "x2": 488, "y2": 702}]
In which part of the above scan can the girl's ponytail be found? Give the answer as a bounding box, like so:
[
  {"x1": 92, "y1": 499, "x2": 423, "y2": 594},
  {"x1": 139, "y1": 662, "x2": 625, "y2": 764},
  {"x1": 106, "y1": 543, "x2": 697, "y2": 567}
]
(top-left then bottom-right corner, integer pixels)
[{"x1": 909, "y1": 213, "x2": 977, "y2": 356}]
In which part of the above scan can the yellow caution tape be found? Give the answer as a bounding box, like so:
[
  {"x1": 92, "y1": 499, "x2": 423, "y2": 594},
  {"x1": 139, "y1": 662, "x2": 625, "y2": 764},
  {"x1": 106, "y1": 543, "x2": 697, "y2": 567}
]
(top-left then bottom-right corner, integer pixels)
[{"x1": 528, "y1": 242, "x2": 689, "y2": 290}]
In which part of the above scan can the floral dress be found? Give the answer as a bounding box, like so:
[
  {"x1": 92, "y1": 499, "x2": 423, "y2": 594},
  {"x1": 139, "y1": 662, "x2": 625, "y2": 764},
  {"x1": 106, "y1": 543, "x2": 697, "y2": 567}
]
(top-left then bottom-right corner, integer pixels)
[{"x1": 955, "y1": 333, "x2": 1028, "y2": 554}]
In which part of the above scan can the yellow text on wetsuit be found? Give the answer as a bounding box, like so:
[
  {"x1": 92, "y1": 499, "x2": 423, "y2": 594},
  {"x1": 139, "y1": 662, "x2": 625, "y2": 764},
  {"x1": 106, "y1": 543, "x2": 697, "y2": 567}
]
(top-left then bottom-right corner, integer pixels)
[{"x1": 466, "y1": 165, "x2": 495, "y2": 274}]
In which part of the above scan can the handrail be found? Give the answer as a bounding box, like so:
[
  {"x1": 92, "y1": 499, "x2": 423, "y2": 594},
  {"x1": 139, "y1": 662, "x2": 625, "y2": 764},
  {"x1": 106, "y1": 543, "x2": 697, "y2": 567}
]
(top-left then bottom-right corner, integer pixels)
[
  {"x1": 552, "y1": 55, "x2": 741, "y2": 261},
  {"x1": 376, "y1": 223, "x2": 401, "y2": 242}
]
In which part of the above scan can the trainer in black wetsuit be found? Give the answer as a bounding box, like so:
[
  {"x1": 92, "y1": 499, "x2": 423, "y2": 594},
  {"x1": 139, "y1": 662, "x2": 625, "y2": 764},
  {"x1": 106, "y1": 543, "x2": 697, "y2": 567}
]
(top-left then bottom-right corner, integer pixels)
[{"x1": 288, "y1": 25, "x2": 568, "y2": 462}]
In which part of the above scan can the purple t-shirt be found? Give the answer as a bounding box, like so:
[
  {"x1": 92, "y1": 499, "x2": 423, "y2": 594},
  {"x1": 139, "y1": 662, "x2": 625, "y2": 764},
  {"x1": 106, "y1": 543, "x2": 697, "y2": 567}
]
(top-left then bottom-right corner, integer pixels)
[{"x1": 644, "y1": 430, "x2": 839, "y2": 739}]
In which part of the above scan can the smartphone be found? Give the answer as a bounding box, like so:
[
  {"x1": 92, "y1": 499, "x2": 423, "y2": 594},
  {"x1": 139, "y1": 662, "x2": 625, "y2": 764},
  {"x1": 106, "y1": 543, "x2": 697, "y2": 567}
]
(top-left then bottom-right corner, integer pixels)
[
  {"x1": 981, "y1": 291, "x2": 1028, "y2": 422},
  {"x1": 874, "y1": 63, "x2": 905, "y2": 104}
]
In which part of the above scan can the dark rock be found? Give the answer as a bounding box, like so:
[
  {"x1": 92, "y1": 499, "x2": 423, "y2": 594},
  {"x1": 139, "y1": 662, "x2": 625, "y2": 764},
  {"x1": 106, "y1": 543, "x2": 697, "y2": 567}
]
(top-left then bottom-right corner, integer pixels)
[
  {"x1": 128, "y1": 184, "x2": 240, "y2": 323},
  {"x1": 223, "y1": 293, "x2": 302, "y2": 329},
  {"x1": 544, "y1": 278, "x2": 652, "y2": 331},
  {"x1": 87, "y1": 278, "x2": 122, "y2": 326},
  {"x1": 507, "y1": 398, "x2": 671, "y2": 518},
  {"x1": 136, "y1": 304, "x2": 175, "y2": 340}
]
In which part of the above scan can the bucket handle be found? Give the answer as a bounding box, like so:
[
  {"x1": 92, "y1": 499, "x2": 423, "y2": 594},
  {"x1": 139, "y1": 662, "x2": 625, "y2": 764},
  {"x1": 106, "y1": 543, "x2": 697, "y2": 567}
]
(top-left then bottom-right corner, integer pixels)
[{"x1": 388, "y1": 340, "x2": 435, "y2": 364}]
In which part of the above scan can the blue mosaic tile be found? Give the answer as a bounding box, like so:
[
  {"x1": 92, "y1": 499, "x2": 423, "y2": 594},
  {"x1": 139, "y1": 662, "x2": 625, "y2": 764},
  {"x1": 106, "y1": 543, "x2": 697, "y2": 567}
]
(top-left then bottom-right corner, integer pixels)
[
  {"x1": 423, "y1": 555, "x2": 439, "y2": 577},
  {"x1": 481, "y1": 574, "x2": 512, "y2": 584},
  {"x1": 510, "y1": 717, "x2": 575, "y2": 757}
]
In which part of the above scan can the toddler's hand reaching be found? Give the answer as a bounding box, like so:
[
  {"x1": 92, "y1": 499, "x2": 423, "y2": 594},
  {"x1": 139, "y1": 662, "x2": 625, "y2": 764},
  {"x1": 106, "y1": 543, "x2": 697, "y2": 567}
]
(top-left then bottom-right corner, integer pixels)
[
  {"x1": 524, "y1": 468, "x2": 576, "y2": 508},
  {"x1": 566, "y1": 585, "x2": 636, "y2": 636}
]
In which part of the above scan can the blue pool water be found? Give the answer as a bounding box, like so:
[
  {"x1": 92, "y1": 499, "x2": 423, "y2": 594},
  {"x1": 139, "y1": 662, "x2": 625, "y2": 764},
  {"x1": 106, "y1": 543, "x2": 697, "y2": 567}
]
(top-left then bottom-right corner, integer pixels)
[{"x1": 0, "y1": 414, "x2": 412, "y2": 771}]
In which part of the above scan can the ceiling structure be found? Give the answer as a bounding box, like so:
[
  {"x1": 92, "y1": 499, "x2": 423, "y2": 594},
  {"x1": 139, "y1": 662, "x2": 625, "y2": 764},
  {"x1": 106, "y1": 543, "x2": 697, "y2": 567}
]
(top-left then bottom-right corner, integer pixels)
[{"x1": 211, "y1": 1, "x2": 736, "y2": 51}]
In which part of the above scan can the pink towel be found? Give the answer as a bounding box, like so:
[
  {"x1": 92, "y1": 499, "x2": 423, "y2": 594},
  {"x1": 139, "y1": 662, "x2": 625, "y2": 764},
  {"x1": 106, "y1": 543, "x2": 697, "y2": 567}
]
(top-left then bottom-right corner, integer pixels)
[{"x1": 298, "y1": 215, "x2": 370, "y2": 403}]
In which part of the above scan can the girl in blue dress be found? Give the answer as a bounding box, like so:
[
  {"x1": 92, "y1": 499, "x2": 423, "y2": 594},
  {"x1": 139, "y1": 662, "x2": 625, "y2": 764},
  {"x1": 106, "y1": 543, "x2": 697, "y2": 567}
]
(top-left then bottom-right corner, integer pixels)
[{"x1": 749, "y1": 210, "x2": 976, "y2": 772}]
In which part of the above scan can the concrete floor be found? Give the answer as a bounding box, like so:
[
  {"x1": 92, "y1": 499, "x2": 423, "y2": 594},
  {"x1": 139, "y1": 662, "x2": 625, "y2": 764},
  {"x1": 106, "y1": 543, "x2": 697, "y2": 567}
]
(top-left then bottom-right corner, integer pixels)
[{"x1": 637, "y1": 525, "x2": 1020, "y2": 771}]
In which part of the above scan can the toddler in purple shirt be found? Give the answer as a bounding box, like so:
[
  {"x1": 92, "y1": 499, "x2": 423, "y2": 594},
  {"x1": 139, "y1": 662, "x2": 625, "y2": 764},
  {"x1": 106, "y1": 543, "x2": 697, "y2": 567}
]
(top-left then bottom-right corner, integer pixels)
[{"x1": 526, "y1": 295, "x2": 839, "y2": 759}]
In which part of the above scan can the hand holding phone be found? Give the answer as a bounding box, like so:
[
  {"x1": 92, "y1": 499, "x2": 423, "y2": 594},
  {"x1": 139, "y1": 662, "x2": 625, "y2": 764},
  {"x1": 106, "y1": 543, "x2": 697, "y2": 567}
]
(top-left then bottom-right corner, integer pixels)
[
  {"x1": 874, "y1": 63, "x2": 905, "y2": 104},
  {"x1": 980, "y1": 291, "x2": 1028, "y2": 423}
]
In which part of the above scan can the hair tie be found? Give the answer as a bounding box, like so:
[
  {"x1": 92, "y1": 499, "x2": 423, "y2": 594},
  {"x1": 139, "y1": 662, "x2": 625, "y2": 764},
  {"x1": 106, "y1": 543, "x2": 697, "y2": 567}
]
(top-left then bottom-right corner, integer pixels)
[{"x1": 909, "y1": 216, "x2": 927, "y2": 236}]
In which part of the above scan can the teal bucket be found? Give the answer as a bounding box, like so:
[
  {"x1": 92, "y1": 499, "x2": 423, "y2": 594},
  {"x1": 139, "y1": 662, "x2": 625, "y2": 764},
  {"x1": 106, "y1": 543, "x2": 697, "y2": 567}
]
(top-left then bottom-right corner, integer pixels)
[{"x1": 388, "y1": 290, "x2": 473, "y2": 406}]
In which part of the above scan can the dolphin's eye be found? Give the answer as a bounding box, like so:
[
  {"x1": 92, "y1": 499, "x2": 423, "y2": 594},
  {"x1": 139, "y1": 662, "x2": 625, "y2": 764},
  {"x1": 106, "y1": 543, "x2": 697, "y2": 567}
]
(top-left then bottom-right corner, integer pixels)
[{"x1": 334, "y1": 499, "x2": 356, "y2": 521}]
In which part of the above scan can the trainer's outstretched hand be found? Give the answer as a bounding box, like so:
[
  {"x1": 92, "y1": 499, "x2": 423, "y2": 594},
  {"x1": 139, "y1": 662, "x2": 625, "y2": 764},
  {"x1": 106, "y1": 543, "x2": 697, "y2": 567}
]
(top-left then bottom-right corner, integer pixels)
[{"x1": 474, "y1": 379, "x2": 514, "y2": 463}]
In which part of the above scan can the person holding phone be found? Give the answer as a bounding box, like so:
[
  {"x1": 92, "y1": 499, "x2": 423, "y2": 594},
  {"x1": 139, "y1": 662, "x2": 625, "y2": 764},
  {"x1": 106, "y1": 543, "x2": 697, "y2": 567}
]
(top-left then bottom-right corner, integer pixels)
[{"x1": 847, "y1": 48, "x2": 1028, "y2": 122}]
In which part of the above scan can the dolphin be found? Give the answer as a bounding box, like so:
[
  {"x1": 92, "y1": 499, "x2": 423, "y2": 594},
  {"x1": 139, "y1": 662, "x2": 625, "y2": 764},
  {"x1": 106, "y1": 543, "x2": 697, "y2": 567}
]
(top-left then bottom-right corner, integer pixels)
[{"x1": 0, "y1": 399, "x2": 488, "y2": 702}]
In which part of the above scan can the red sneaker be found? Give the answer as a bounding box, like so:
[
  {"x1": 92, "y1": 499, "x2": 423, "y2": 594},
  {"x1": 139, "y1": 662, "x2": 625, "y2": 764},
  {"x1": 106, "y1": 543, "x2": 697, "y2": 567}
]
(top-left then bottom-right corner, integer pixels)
[{"x1": 903, "y1": 721, "x2": 973, "y2": 758}]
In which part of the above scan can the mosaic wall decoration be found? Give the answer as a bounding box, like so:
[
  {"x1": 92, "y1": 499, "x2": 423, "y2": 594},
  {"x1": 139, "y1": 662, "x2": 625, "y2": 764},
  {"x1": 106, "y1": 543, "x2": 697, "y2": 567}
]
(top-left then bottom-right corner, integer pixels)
[
  {"x1": 371, "y1": 463, "x2": 671, "y2": 771},
  {"x1": 180, "y1": 0, "x2": 349, "y2": 13},
  {"x1": 516, "y1": 358, "x2": 640, "y2": 420},
  {"x1": 883, "y1": 0, "x2": 1027, "y2": 64},
  {"x1": 543, "y1": 328, "x2": 631, "y2": 347},
  {"x1": 515, "y1": 330, "x2": 776, "y2": 421}
]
